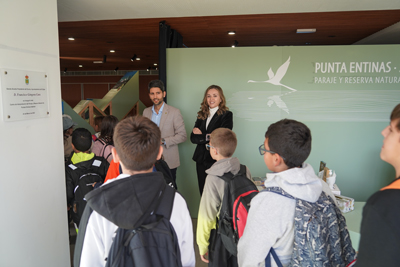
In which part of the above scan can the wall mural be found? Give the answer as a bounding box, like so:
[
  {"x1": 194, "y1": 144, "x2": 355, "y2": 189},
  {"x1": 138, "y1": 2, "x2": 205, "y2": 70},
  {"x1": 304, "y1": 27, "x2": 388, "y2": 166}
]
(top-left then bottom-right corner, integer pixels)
[{"x1": 229, "y1": 53, "x2": 400, "y2": 122}]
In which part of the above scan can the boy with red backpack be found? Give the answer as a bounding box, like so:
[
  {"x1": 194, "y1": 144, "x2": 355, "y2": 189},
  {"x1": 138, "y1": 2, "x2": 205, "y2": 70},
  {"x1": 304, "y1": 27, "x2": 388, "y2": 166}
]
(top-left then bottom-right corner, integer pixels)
[
  {"x1": 196, "y1": 128, "x2": 255, "y2": 266},
  {"x1": 355, "y1": 103, "x2": 400, "y2": 267}
]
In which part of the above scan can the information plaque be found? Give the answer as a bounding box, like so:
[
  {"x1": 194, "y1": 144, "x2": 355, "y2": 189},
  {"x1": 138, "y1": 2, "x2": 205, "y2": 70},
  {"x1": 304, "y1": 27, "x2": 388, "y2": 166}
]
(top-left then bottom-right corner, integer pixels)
[{"x1": 0, "y1": 69, "x2": 50, "y2": 121}]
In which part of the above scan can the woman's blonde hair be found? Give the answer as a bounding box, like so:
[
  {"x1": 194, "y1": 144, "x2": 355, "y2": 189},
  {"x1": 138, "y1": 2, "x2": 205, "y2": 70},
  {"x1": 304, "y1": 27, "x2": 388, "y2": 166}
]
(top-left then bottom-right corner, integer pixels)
[{"x1": 197, "y1": 85, "x2": 229, "y2": 120}]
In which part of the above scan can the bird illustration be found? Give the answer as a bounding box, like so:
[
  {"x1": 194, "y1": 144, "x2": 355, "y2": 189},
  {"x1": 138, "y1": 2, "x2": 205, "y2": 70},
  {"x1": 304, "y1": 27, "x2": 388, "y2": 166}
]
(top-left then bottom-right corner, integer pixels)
[{"x1": 248, "y1": 57, "x2": 297, "y2": 92}]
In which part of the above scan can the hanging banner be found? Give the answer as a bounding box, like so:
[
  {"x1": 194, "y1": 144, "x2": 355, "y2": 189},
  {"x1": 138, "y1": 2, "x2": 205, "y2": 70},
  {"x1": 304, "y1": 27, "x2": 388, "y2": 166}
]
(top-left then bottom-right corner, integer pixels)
[{"x1": 0, "y1": 69, "x2": 50, "y2": 121}]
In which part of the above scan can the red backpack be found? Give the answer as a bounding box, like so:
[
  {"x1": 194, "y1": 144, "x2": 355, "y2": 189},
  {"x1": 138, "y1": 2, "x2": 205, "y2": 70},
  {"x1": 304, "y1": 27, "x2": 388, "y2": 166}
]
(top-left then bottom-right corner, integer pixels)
[{"x1": 218, "y1": 164, "x2": 259, "y2": 256}]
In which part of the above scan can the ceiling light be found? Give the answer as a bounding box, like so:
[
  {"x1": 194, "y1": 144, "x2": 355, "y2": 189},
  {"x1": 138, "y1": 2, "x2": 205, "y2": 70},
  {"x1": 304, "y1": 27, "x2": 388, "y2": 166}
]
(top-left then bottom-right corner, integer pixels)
[
  {"x1": 154, "y1": 63, "x2": 157, "y2": 66},
  {"x1": 136, "y1": 58, "x2": 140, "y2": 61},
  {"x1": 232, "y1": 40, "x2": 238, "y2": 48},
  {"x1": 79, "y1": 65, "x2": 83, "y2": 68},
  {"x1": 131, "y1": 54, "x2": 137, "y2": 61},
  {"x1": 296, "y1": 29, "x2": 316, "y2": 34},
  {"x1": 93, "y1": 61, "x2": 103, "y2": 63},
  {"x1": 110, "y1": 50, "x2": 115, "y2": 53},
  {"x1": 68, "y1": 37, "x2": 75, "y2": 41},
  {"x1": 228, "y1": 31, "x2": 236, "y2": 35}
]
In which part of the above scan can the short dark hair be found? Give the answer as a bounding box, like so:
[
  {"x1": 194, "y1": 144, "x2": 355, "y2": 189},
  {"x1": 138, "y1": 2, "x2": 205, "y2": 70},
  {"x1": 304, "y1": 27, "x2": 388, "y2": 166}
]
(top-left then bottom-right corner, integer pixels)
[
  {"x1": 265, "y1": 119, "x2": 312, "y2": 169},
  {"x1": 94, "y1": 115, "x2": 104, "y2": 126},
  {"x1": 113, "y1": 116, "x2": 161, "y2": 171},
  {"x1": 148, "y1": 80, "x2": 165, "y2": 92},
  {"x1": 390, "y1": 103, "x2": 400, "y2": 131},
  {"x1": 99, "y1": 115, "x2": 119, "y2": 144},
  {"x1": 72, "y1": 128, "x2": 92, "y2": 152},
  {"x1": 210, "y1": 128, "x2": 237, "y2": 158}
]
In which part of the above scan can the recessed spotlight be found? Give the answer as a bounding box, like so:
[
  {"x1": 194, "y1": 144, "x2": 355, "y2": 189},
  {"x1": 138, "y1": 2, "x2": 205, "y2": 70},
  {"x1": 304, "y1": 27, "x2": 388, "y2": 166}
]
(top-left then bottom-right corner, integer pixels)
[
  {"x1": 136, "y1": 58, "x2": 141, "y2": 61},
  {"x1": 79, "y1": 65, "x2": 83, "y2": 68},
  {"x1": 296, "y1": 29, "x2": 316, "y2": 34},
  {"x1": 68, "y1": 37, "x2": 75, "y2": 41},
  {"x1": 154, "y1": 63, "x2": 157, "y2": 66},
  {"x1": 228, "y1": 31, "x2": 236, "y2": 35},
  {"x1": 110, "y1": 50, "x2": 115, "y2": 53}
]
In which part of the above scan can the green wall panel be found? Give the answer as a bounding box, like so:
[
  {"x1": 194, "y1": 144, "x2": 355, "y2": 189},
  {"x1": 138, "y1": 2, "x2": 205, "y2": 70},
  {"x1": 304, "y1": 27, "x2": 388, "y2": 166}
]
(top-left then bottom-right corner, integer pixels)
[{"x1": 167, "y1": 45, "x2": 400, "y2": 217}]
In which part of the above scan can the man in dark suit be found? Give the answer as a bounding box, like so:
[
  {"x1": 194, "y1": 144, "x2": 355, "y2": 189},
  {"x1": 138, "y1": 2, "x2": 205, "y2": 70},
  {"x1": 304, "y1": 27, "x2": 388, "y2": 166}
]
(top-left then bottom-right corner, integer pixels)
[{"x1": 143, "y1": 80, "x2": 187, "y2": 186}]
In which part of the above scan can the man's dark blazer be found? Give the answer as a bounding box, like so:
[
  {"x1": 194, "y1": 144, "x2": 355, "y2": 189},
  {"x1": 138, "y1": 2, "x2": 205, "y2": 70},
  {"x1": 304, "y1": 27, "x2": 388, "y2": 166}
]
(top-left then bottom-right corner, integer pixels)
[{"x1": 190, "y1": 110, "x2": 233, "y2": 163}]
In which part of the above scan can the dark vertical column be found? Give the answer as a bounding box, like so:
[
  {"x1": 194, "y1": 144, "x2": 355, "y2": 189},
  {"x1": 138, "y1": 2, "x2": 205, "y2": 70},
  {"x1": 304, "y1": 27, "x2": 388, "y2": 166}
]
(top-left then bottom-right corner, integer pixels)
[
  {"x1": 159, "y1": 21, "x2": 183, "y2": 104},
  {"x1": 159, "y1": 21, "x2": 170, "y2": 103}
]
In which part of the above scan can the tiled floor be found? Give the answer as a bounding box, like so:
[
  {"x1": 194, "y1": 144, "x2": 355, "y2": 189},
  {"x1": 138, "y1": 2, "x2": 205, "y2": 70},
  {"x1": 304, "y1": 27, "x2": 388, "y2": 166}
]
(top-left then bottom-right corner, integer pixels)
[{"x1": 69, "y1": 218, "x2": 208, "y2": 267}]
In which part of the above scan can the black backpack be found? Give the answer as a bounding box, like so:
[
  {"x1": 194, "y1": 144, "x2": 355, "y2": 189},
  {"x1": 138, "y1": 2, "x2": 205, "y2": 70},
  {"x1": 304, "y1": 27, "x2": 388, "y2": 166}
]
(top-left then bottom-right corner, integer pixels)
[
  {"x1": 69, "y1": 160, "x2": 104, "y2": 227},
  {"x1": 218, "y1": 164, "x2": 259, "y2": 256},
  {"x1": 105, "y1": 184, "x2": 182, "y2": 267},
  {"x1": 154, "y1": 159, "x2": 177, "y2": 189}
]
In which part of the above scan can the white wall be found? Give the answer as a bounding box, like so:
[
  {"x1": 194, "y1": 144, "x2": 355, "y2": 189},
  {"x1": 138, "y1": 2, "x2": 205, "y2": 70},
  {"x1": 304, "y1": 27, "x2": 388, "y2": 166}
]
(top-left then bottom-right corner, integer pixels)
[{"x1": 0, "y1": 1, "x2": 70, "y2": 266}]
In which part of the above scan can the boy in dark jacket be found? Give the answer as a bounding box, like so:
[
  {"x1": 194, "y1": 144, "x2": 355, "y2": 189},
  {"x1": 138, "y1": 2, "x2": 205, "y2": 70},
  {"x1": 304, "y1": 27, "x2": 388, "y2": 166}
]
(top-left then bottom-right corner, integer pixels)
[
  {"x1": 355, "y1": 103, "x2": 400, "y2": 267},
  {"x1": 65, "y1": 128, "x2": 109, "y2": 228}
]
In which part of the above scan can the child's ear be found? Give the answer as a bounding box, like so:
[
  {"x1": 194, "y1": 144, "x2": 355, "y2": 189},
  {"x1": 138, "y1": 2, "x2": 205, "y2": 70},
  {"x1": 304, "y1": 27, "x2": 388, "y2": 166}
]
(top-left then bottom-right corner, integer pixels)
[
  {"x1": 156, "y1": 145, "x2": 163, "y2": 160},
  {"x1": 71, "y1": 144, "x2": 79, "y2": 153},
  {"x1": 273, "y1": 154, "x2": 283, "y2": 167},
  {"x1": 111, "y1": 147, "x2": 120, "y2": 163}
]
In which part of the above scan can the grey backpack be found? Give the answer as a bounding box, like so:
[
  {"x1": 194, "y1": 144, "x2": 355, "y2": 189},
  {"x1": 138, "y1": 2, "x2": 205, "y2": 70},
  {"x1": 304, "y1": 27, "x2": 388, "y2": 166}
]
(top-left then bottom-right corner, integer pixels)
[{"x1": 263, "y1": 187, "x2": 357, "y2": 267}]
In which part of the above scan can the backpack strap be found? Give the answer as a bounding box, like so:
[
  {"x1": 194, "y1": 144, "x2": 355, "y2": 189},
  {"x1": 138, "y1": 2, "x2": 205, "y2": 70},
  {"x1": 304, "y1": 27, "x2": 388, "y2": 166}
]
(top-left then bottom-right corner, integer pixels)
[
  {"x1": 154, "y1": 184, "x2": 176, "y2": 220},
  {"x1": 96, "y1": 138, "x2": 112, "y2": 160},
  {"x1": 381, "y1": 178, "x2": 400, "y2": 191},
  {"x1": 262, "y1": 186, "x2": 296, "y2": 200},
  {"x1": 265, "y1": 248, "x2": 283, "y2": 267},
  {"x1": 219, "y1": 164, "x2": 247, "y2": 183}
]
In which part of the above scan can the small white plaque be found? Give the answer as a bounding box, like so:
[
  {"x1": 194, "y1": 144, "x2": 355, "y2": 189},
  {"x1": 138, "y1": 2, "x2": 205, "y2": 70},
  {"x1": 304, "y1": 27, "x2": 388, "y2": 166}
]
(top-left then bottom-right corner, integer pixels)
[{"x1": 0, "y1": 69, "x2": 50, "y2": 121}]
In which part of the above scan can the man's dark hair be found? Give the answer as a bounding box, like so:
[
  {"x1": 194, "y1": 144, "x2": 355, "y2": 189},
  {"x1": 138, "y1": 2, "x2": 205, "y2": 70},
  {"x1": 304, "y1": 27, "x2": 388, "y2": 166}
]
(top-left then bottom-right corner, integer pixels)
[
  {"x1": 113, "y1": 116, "x2": 161, "y2": 171},
  {"x1": 72, "y1": 128, "x2": 92, "y2": 152},
  {"x1": 265, "y1": 119, "x2": 312, "y2": 169},
  {"x1": 148, "y1": 80, "x2": 165, "y2": 92},
  {"x1": 390, "y1": 103, "x2": 400, "y2": 131}
]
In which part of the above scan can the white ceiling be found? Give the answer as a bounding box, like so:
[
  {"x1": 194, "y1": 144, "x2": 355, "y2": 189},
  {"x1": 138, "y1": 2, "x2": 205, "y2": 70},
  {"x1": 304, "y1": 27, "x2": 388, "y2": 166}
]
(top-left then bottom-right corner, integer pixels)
[{"x1": 57, "y1": 0, "x2": 400, "y2": 22}]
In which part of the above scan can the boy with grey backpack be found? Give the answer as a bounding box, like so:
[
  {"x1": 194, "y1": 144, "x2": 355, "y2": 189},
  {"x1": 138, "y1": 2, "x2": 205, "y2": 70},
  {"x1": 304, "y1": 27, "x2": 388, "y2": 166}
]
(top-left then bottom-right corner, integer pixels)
[{"x1": 238, "y1": 119, "x2": 356, "y2": 267}]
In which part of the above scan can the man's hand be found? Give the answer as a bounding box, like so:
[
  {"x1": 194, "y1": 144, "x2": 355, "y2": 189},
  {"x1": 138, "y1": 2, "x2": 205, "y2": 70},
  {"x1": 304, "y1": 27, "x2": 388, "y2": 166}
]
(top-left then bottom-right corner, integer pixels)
[
  {"x1": 200, "y1": 252, "x2": 209, "y2": 263},
  {"x1": 193, "y1": 127, "x2": 202, "y2": 134}
]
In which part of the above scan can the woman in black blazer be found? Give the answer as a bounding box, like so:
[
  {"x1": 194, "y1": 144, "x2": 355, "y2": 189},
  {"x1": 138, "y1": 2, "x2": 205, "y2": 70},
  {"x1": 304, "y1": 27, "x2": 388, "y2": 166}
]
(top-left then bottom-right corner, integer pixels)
[{"x1": 190, "y1": 85, "x2": 233, "y2": 195}]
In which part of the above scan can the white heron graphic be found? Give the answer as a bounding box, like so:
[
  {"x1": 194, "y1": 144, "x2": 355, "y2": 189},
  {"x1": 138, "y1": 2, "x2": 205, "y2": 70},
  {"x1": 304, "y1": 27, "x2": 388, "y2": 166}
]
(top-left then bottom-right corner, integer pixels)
[
  {"x1": 248, "y1": 56, "x2": 297, "y2": 114},
  {"x1": 248, "y1": 57, "x2": 296, "y2": 92}
]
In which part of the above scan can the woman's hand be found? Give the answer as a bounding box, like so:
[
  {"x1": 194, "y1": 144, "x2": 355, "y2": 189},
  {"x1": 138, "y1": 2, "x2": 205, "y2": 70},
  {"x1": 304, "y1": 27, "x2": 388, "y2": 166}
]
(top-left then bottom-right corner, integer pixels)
[{"x1": 192, "y1": 127, "x2": 202, "y2": 134}]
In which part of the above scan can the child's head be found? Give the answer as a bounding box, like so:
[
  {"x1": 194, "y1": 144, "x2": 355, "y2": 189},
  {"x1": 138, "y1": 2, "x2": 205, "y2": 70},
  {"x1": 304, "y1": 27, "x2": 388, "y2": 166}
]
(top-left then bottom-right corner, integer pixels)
[
  {"x1": 380, "y1": 103, "x2": 400, "y2": 167},
  {"x1": 209, "y1": 128, "x2": 237, "y2": 160},
  {"x1": 113, "y1": 116, "x2": 161, "y2": 172},
  {"x1": 94, "y1": 115, "x2": 104, "y2": 132},
  {"x1": 72, "y1": 128, "x2": 92, "y2": 153},
  {"x1": 264, "y1": 119, "x2": 311, "y2": 170},
  {"x1": 100, "y1": 115, "x2": 119, "y2": 142}
]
